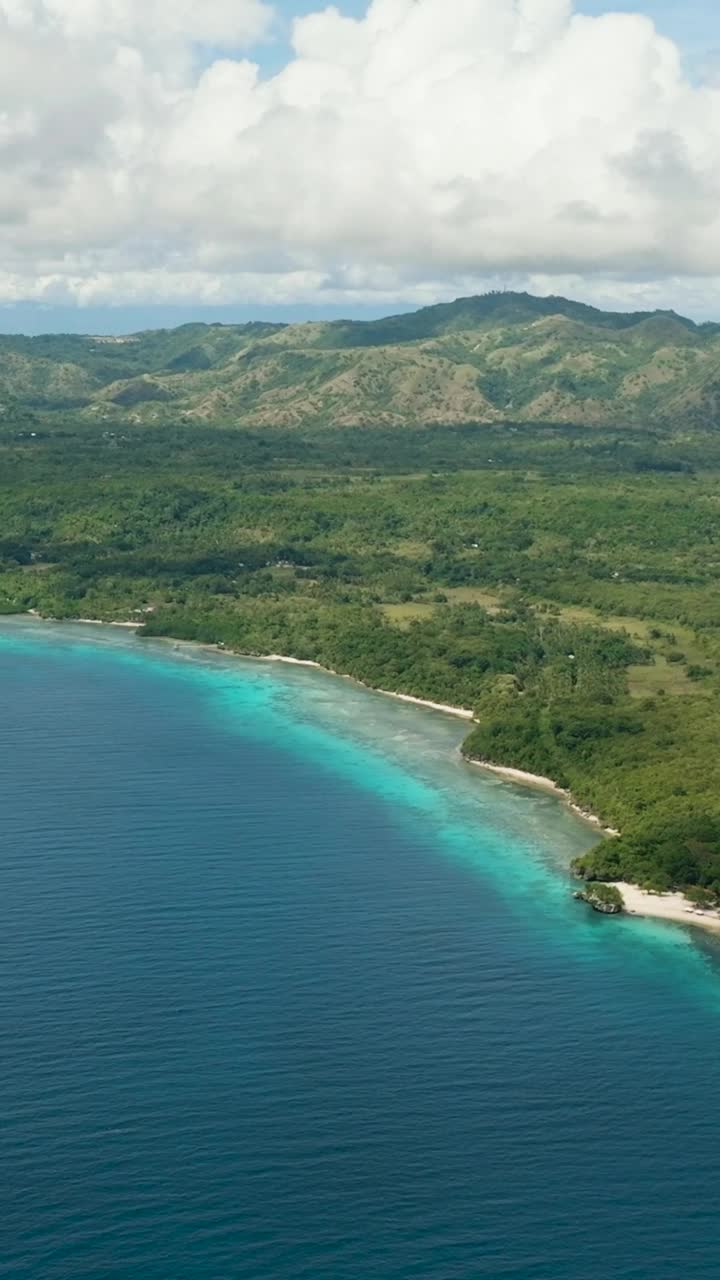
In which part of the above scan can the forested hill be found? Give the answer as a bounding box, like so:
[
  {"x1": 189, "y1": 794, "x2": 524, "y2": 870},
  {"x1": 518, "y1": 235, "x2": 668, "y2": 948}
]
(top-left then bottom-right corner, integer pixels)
[{"x1": 2, "y1": 291, "x2": 720, "y2": 429}]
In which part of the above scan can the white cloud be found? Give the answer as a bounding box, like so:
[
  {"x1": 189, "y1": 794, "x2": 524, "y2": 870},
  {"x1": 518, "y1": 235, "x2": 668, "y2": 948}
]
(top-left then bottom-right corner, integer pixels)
[
  {"x1": 0, "y1": 0, "x2": 719, "y2": 314},
  {"x1": 0, "y1": 0, "x2": 273, "y2": 49}
]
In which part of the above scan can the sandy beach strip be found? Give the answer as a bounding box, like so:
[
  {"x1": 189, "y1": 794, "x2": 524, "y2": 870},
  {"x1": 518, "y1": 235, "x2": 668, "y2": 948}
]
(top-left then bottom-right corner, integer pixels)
[
  {"x1": 263, "y1": 654, "x2": 326, "y2": 669},
  {"x1": 615, "y1": 883, "x2": 720, "y2": 932},
  {"x1": 377, "y1": 690, "x2": 474, "y2": 719},
  {"x1": 458, "y1": 766, "x2": 720, "y2": 935},
  {"x1": 261, "y1": 656, "x2": 475, "y2": 716},
  {"x1": 467, "y1": 760, "x2": 621, "y2": 836},
  {"x1": 214, "y1": 651, "x2": 476, "y2": 717},
  {"x1": 27, "y1": 611, "x2": 141, "y2": 630},
  {"x1": 77, "y1": 619, "x2": 140, "y2": 629},
  {"x1": 149, "y1": 643, "x2": 477, "y2": 718},
  {"x1": 473, "y1": 762, "x2": 569, "y2": 796}
]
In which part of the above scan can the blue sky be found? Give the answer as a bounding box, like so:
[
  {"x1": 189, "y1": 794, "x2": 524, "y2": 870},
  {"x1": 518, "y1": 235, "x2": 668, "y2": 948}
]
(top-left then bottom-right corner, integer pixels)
[{"x1": 257, "y1": 0, "x2": 720, "y2": 77}]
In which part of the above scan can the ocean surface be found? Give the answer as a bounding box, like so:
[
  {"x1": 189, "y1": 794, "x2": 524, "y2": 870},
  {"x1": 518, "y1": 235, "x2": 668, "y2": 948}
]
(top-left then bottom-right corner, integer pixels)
[{"x1": 3, "y1": 619, "x2": 720, "y2": 1280}]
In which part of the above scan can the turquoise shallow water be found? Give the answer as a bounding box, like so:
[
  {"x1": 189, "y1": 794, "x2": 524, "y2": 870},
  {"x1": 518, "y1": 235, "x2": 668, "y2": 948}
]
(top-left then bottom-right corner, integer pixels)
[{"x1": 3, "y1": 618, "x2": 720, "y2": 1280}]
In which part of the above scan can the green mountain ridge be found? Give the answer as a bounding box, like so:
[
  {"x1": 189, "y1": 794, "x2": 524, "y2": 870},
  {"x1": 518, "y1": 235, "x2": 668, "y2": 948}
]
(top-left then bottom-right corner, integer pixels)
[{"x1": 2, "y1": 292, "x2": 720, "y2": 429}]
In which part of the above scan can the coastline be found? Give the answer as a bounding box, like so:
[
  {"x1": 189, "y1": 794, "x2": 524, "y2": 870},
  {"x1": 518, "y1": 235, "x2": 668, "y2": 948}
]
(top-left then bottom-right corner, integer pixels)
[
  {"x1": 17, "y1": 613, "x2": 719, "y2": 939},
  {"x1": 27, "y1": 611, "x2": 140, "y2": 630},
  {"x1": 173, "y1": 646, "x2": 476, "y2": 719},
  {"x1": 16, "y1": 615, "x2": 610, "y2": 824},
  {"x1": 261, "y1": 655, "x2": 475, "y2": 717},
  {"x1": 616, "y1": 882, "x2": 720, "y2": 934},
  {"x1": 465, "y1": 759, "x2": 621, "y2": 837},
  {"x1": 78, "y1": 619, "x2": 140, "y2": 629},
  {"x1": 375, "y1": 689, "x2": 473, "y2": 719}
]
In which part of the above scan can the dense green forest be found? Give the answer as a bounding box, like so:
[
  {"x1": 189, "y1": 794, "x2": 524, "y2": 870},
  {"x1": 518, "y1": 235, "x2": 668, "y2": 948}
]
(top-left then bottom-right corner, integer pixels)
[{"x1": 2, "y1": 374, "x2": 720, "y2": 900}]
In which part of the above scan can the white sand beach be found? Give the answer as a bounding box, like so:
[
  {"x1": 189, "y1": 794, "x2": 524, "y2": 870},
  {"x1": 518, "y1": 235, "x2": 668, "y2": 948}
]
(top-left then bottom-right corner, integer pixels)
[
  {"x1": 27, "y1": 612, "x2": 140, "y2": 630},
  {"x1": 615, "y1": 883, "x2": 720, "y2": 933},
  {"x1": 474, "y1": 762, "x2": 569, "y2": 795},
  {"x1": 240, "y1": 653, "x2": 476, "y2": 717},
  {"x1": 378, "y1": 690, "x2": 474, "y2": 719},
  {"x1": 264, "y1": 654, "x2": 326, "y2": 669},
  {"x1": 468, "y1": 760, "x2": 621, "y2": 835},
  {"x1": 262, "y1": 657, "x2": 475, "y2": 716},
  {"x1": 77, "y1": 619, "x2": 140, "y2": 629}
]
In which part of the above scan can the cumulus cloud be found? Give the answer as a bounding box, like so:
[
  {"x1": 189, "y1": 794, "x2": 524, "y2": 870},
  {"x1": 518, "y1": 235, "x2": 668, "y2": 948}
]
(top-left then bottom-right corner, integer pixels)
[
  {"x1": 0, "y1": 0, "x2": 719, "y2": 313},
  {"x1": 0, "y1": 0, "x2": 273, "y2": 49}
]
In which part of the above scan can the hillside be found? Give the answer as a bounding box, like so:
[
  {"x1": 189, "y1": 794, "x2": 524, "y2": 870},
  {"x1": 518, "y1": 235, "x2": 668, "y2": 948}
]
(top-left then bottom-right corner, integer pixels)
[{"x1": 2, "y1": 293, "x2": 720, "y2": 429}]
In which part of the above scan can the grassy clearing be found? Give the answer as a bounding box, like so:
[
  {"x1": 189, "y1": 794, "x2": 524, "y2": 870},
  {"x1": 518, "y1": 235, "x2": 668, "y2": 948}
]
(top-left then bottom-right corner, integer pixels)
[
  {"x1": 546, "y1": 605, "x2": 655, "y2": 636},
  {"x1": 380, "y1": 602, "x2": 439, "y2": 627},
  {"x1": 544, "y1": 604, "x2": 708, "y2": 656},
  {"x1": 440, "y1": 587, "x2": 505, "y2": 609},
  {"x1": 382, "y1": 594, "x2": 710, "y2": 693},
  {"x1": 626, "y1": 656, "x2": 695, "y2": 697},
  {"x1": 383, "y1": 594, "x2": 715, "y2": 697},
  {"x1": 540, "y1": 604, "x2": 713, "y2": 696},
  {"x1": 391, "y1": 539, "x2": 434, "y2": 559}
]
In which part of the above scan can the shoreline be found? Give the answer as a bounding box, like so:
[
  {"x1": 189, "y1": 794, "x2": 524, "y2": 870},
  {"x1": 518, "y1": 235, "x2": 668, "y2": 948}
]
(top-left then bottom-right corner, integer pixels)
[
  {"x1": 17, "y1": 613, "x2": 719, "y2": 939},
  {"x1": 465, "y1": 759, "x2": 621, "y2": 837},
  {"x1": 373, "y1": 689, "x2": 473, "y2": 719},
  {"x1": 165, "y1": 644, "x2": 476, "y2": 719},
  {"x1": 615, "y1": 882, "x2": 720, "y2": 934},
  {"x1": 27, "y1": 610, "x2": 141, "y2": 630},
  {"x1": 15, "y1": 615, "x2": 612, "y2": 827},
  {"x1": 259, "y1": 654, "x2": 475, "y2": 717},
  {"x1": 77, "y1": 619, "x2": 141, "y2": 629}
]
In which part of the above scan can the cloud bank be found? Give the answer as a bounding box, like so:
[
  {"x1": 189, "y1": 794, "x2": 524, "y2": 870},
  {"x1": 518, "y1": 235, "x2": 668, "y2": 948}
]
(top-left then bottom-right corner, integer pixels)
[{"x1": 1, "y1": 0, "x2": 719, "y2": 314}]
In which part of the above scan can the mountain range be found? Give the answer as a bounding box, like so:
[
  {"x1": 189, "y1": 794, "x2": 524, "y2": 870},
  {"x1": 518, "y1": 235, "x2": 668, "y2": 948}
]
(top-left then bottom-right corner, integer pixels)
[{"x1": 2, "y1": 291, "x2": 720, "y2": 429}]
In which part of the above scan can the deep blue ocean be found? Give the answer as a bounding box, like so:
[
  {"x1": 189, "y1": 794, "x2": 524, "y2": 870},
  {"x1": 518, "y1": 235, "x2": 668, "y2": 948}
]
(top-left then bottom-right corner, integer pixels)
[{"x1": 3, "y1": 619, "x2": 720, "y2": 1280}]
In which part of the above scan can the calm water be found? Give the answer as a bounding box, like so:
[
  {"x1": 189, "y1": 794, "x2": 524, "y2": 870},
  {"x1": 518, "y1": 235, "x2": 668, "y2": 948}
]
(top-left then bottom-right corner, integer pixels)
[{"x1": 3, "y1": 619, "x2": 720, "y2": 1280}]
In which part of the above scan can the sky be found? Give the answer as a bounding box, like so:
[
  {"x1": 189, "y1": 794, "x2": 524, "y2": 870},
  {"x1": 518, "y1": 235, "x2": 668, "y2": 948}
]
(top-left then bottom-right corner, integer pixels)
[
  {"x1": 262, "y1": 2, "x2": 720, "y2": 76},
  {"x1": 1, "y1": 0, "x2": 720, "y2": 333}
]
